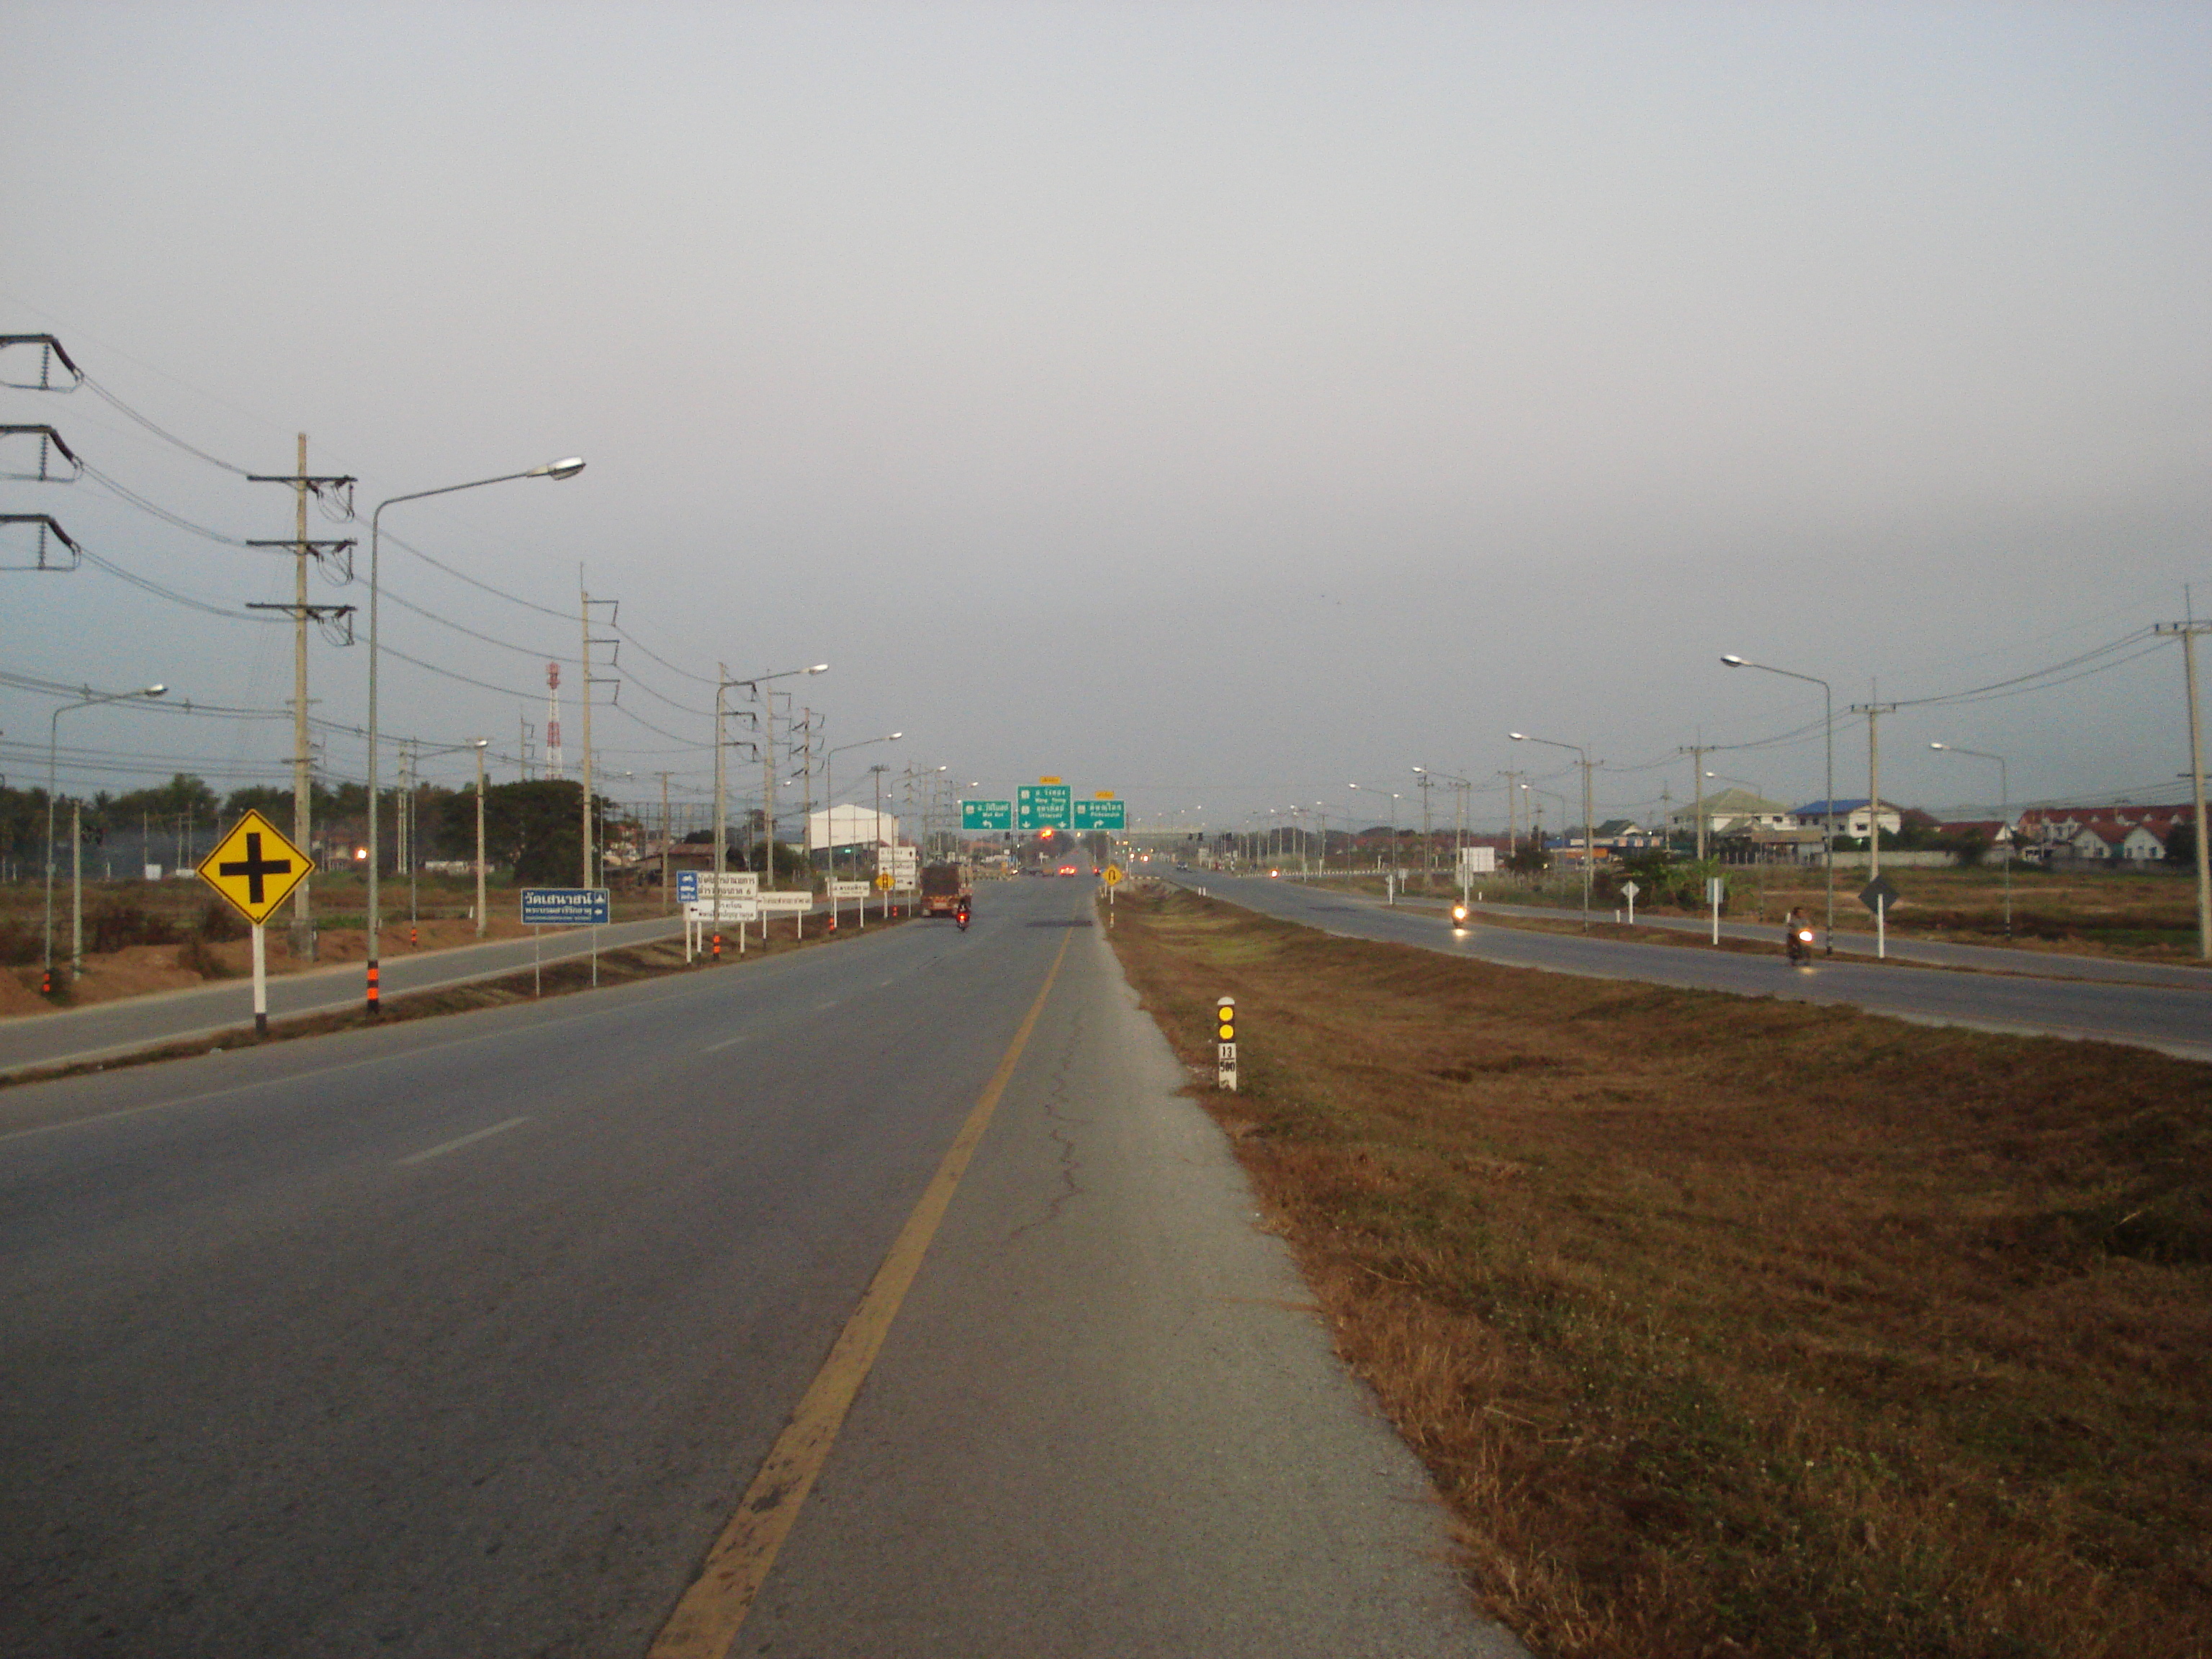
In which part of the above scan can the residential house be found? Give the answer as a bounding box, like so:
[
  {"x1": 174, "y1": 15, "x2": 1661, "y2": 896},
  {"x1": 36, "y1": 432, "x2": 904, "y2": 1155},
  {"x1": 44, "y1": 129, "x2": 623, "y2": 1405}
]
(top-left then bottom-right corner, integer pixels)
[
  {"x1": 1794, "y1": 799, "x2": 1904, "y2": 839},
  {"x1": 1672, "y1": 788, "x2": 1797, "y2": 840}
]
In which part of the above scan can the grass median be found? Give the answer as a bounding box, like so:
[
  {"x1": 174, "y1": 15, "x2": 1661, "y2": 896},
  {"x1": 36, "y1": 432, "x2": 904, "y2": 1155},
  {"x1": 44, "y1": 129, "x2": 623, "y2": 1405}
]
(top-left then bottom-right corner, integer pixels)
[{"x1": 1105, "y1": 884, "x2": 2210, "y2": 1659}]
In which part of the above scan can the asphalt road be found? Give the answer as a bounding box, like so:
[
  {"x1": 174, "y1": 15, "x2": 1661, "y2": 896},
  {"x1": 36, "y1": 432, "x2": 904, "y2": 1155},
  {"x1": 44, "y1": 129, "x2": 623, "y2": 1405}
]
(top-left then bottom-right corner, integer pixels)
[
  {"x1": 1259, "y1": 873, "x2": 2212, "y2": 988},
  {"x1": 0, "y1": 876, "x2": 1521, "y2": 1658},
  {"x1": 1171, "y1": 873, "x2": 2212, "y2": 1064}
]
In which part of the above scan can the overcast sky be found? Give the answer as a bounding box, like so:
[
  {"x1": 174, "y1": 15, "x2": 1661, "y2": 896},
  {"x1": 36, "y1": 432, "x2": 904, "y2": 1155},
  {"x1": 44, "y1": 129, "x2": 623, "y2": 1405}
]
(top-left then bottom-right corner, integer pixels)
[{"x1": 4, "y1": 1, "x2": 2207, "y2": 837}]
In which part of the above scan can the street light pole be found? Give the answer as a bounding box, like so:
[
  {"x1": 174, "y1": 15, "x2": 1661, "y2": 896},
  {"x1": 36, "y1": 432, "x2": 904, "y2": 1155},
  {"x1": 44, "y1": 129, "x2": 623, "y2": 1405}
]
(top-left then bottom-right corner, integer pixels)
[
  {"x1": 822, "y1": 732, "x2": 902, "y2": 876},
  {"x1": 1930, "y1": 742, "x2": 2011, "y2": 941},
  {"x1": 2153, "y1": 621, "x2": 2211, "y2": 961},
  {"x1": 1722, "y1": 654, "x2": 1835, "y2": 956},
  {"x1": 47, "y1": 683, "x2": 166, "y2": 991},
  {"x1": 1509, "y1": 733, "x2": 1595, "y2": 924},
  {"x1": 365, "y1": 457, "x2": 582, "y2": 1013}
]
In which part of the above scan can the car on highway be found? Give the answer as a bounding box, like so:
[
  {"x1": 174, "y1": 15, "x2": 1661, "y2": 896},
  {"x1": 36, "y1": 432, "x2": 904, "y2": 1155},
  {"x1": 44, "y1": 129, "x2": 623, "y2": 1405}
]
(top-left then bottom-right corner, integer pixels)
[{"x1": 1056, "y1": 863, "x2": 1078, "y2": 876}]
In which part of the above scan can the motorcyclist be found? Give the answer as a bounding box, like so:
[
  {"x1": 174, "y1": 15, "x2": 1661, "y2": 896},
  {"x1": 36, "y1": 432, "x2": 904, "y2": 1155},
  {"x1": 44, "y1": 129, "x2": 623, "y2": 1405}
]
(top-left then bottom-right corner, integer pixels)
[
  {"x1": 1784, "y1": 906, "x2": 1813, "y2": 963},
  {"x1": 955, "y1": 898, "x2": 971, "y2": 931}
]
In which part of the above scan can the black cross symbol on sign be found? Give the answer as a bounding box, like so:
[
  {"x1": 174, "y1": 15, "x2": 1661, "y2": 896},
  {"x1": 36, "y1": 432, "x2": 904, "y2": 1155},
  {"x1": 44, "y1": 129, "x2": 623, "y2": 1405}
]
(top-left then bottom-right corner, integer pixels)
[{"x1": 218, "y1": 832, "x2": 295, "y2": 904}]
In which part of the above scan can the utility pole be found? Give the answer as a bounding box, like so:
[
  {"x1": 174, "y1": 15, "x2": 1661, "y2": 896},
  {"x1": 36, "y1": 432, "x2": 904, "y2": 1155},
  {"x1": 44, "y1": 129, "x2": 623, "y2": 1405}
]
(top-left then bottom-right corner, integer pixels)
[
  {"x1": 2155, "y1": 620, "x2": 2211, "y2": 959},
  {"x1": 797, "y1": 707, "x2": 819, "y2": 858},
  {"x1": 1497, "y1": 770, "x2": 1526, "y2": 855},
  {"x1": 1414, "y1": 773, "x2": 1434, "y2": 882},
  {"x1": 579, "y1": 584, "x2": 620, "y2": 887},
  {"x1": 1850, "y1": 701, "x2": 1899, "y2": 880},
  {"x1": 657, "y1": 770, "x2": 673, "y2": 914},
  {"x1": 1678, "y1": 744, "x2": 1715, "y2": 861},
  {"x1": 246, "y1": 439, "x2": 356, "y2": 960}
]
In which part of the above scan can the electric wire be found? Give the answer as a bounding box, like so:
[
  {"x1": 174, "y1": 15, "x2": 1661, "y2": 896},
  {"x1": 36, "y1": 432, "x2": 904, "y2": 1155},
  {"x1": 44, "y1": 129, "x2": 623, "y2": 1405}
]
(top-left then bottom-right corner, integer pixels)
[
  {"x1": 78, "y1": 460, "x2": 256, "y2": 547},
  {"x1": 78, "y1": 548, "x2": 286, "y2": 623},
  {"x1": 80, "y1": 374, "x2": 255, "y2": 477}
]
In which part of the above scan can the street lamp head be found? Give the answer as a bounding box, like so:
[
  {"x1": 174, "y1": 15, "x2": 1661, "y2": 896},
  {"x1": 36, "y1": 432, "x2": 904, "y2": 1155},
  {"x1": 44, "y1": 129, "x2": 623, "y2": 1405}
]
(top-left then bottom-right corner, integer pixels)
[
  {"x1": 806, "y1": 663, "x2": 828, "y2": 674},
  {"x1": 1929, "y1": 742, "x2": 1948, "y2": 751},
  {"x1": 1720, "y1": 655, "x2": 1748, "y2": 668},
  {"x1": 1508, "y1": 732, "x2": 1527, "y2": 742},
  {"x1": 143, "y1": 684, "x2": 167, "y2": 698},
  {"x1": 888, "y1": 732, "x2": 904, "y2": 741},
  {"x1": 526, "y1": 457, "x2": 586, "y2": 480},
  {"x1": 471, "y1": 738, "x2": 488, "y2": 750}
]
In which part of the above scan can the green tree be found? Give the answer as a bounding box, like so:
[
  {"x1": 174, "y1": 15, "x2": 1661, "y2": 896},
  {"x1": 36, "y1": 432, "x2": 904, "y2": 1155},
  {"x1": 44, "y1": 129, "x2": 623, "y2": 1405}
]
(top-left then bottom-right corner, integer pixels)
[
  {"x1": 109, "y1": 773, "x2": 220, "y2": 819},
  {"x1": 433, "y1": 780, "x2": 617, "y2": 884}
]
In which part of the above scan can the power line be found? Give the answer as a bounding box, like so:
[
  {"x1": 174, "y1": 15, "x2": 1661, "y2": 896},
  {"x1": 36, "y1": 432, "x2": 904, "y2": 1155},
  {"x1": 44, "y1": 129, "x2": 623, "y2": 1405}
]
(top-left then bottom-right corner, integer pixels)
[{"x1": 78, "y1": 373, "x2": 256, "y2": 477}]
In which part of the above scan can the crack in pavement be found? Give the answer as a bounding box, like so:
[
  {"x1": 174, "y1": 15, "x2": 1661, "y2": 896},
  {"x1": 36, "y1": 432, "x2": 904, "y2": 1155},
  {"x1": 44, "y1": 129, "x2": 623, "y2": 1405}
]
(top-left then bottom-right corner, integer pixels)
[{"x1": 1004, "y1": 1004, "x2": 1091, "y2": 1246}]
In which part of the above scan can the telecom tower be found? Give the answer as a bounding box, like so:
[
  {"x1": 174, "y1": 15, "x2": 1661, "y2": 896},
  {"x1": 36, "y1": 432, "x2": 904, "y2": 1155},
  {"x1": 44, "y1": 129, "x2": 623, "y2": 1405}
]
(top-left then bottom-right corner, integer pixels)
[{"x1": 545, "y1": 662, "x2": 565, "y2": 777}]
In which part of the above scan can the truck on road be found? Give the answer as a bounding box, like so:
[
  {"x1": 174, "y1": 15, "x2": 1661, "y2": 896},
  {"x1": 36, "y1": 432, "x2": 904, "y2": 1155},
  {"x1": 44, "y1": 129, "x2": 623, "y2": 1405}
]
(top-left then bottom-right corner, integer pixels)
[{"x1": 920, "y1": 861, "x2": 973, "y2": 918}]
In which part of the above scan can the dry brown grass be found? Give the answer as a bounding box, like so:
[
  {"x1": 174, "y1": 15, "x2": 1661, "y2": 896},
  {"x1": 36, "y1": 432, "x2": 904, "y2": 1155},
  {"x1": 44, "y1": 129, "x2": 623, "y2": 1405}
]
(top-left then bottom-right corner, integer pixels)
[{"x1": 1107, "y1": 887, "x2": 2212, "y2": 1659}]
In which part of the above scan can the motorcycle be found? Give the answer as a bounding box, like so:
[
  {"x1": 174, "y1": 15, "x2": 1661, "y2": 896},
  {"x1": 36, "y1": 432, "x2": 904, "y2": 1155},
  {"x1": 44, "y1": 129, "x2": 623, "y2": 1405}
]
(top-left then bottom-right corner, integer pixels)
[
  {"x1": 956, "y1": 904, "x2": 971, "y2": 932},
  {"x1": 1449, "y1": 902, "x2": 1471, "y2": 930},
  {"x1": 1785, "y1": 923, "x2": 1814, "y2": 965}
]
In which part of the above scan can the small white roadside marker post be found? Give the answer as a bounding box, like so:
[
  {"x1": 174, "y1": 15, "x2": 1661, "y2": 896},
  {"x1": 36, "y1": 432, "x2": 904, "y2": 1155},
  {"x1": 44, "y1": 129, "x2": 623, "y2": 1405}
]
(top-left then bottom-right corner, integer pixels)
[
  {"x1": 1621, "y1": 878, "x2": 1640, "y2": 927},
  {"x1": 1708, "y1": 875, "x2": 1725, "y2": 945},
  {"x1": 1215, "y1": 997, "x2": 1238, "y2": 1092}
]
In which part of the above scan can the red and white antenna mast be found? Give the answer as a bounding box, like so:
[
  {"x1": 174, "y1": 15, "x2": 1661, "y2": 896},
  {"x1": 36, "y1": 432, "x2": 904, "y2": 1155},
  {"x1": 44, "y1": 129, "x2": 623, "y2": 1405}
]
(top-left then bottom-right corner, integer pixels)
[{"x1": 545, "y1": 661, "x2": 565, "y2": 777}]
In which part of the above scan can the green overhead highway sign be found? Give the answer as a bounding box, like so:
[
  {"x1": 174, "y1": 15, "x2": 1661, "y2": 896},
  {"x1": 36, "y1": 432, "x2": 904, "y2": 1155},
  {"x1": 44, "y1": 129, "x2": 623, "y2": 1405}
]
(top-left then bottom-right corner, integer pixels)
[
  {"x1": 1018, "y1": 784, "x2": 1072, "y2": 830},
  {"x1": 1072, "y1": 799, "x2": 1125, "y2": 830},
  {"x1": 962, "y1": 799, "x2": 1014, "y2": 831}
]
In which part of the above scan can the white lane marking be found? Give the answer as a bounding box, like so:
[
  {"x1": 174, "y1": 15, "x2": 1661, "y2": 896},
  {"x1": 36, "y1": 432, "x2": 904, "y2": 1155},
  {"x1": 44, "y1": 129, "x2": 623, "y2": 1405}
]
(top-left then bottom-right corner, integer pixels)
[
  {"x1": 396, "y1": 1116, "x2": 530, "y2": 1166},
  {"x1": 702, "y1": 1033, "x2": 752, "y2": 1053}
]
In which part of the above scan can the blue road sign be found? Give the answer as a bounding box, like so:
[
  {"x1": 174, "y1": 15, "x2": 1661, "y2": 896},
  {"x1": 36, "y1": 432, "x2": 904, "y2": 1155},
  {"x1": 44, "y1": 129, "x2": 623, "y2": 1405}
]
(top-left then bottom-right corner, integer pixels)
[{"x1": 521, "y1": 888, "x2": 611, "y2": 926}]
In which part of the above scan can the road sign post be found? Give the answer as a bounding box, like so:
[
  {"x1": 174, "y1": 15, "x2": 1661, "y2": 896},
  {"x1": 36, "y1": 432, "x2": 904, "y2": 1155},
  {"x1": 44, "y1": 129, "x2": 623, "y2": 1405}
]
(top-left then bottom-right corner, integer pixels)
[
  {"x1": 1859, "y1": 874, "x2": 1900, "y2": 960},
  {"x1": 1707, "y1": 875, "x2": 1726, "y2": 945},
  {"x1": 1215, "y1": 997, "x2": 1238, "y2": 1092},
  {"x1": 1620, "y1": 878, "x2": 1640, "y2": 926},
  {"x1": 521, "y1": 888, "x2": 611, "y2": 989},
  {"x1": 196, "y1": 810, "x2": 317, "y2": 1039}
]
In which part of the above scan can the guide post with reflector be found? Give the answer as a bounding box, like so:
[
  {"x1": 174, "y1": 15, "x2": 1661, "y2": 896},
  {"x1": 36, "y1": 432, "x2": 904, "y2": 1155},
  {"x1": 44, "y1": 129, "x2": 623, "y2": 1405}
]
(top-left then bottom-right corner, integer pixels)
[{"x1": 1215, "y1": 996, "x2": 1238, "y2": 1092}]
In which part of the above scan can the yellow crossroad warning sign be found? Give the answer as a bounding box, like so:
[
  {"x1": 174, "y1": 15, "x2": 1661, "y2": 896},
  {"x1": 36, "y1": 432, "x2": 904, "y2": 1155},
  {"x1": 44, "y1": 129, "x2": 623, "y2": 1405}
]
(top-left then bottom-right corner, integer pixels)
[{"x1": 197, "y1": 809, "x2": 315, "y2": 925}]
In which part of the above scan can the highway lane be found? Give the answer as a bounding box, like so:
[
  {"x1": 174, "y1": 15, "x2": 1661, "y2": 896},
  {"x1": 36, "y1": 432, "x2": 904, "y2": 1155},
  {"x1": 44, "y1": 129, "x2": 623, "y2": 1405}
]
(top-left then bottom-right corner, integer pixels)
[
  {"x1": 0, "y1": 876, "x2": 1515, "y2": 1657},
  {"x1": 0, "y1": 912, "x2": 699, "y2": 1078},
  {"x1": 1172, "y1": 874, "x2": 2212, "y2": 1063},
  {"x1": 1259, "y1": 874, "x2": 2212, "y2": 988}
]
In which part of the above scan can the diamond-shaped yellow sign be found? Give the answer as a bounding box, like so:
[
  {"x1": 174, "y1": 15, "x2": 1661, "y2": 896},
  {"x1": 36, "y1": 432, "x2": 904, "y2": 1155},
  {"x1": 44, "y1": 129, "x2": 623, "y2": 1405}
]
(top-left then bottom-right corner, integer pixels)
[
  {"x1": 196, "y1": 809, "x2": 316, "y2": 926},
  {"x1": 1102, "y1": 864, "x2": 1124, "y2": 885}
]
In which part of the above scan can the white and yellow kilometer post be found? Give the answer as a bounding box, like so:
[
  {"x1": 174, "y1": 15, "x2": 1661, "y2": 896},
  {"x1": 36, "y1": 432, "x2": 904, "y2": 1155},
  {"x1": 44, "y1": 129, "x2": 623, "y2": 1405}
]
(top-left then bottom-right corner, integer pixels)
[
  {"x1": 1101, "y1": 861, "x2": 1123, "y2": 925},
  {"x1": 1215, "y1": 996, "x2": 1238, "y2": 1092},
  {"x1": 195, "y1": 809, "x2": 316, "y2": 1040}
]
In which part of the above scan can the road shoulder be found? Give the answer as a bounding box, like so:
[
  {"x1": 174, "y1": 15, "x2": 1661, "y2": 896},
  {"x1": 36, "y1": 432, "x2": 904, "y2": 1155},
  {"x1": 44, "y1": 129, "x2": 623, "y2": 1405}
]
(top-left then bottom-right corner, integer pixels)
[{"x1": 736, "y1": 911, "x2": 1526, "y2": 1657}]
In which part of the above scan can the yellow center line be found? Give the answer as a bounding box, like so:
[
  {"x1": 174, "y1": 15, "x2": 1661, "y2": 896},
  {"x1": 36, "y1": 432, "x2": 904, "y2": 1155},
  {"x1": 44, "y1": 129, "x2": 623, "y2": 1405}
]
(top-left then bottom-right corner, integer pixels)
[{"x1": 647, "y1": 927, "x2": 1074, "y2": 1659}]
